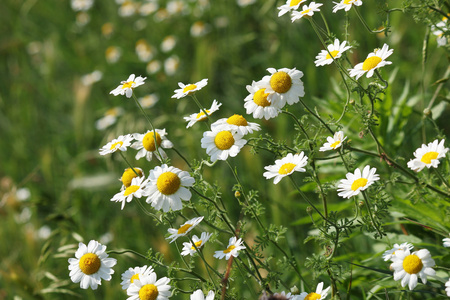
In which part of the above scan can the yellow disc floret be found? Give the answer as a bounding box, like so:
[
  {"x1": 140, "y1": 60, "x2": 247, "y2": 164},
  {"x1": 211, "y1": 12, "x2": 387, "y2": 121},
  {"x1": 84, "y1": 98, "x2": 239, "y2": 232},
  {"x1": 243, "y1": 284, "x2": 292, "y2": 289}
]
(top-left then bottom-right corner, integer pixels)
[
  {"x1": 191, "y1": 240, "x2": 203, "y2": 250},
  {"x1": 79, "y1": 253, "x2": 101, "y2": 275},
  {"x1": 325, "y1": 50, "x2": 340, "y2": 60},
  {"x1": 305, "y1": 292, "x2": 321, "y2": 300},
  {"x1": 124, "y1": 185, "x2": 140, "y2": 196},
  {"x1": 403, "y1": 254, "x2": 423, "y2": 274},
  {"x1": 223, "y1": 245, "x2": 236, "y2": 254},
  {"x1": 130, "y1": 274, "x2": 140, "y2": 283},
  {"x1": 177, "y1": 224, "x2": 193, "y2": 234},
  {"x1": 183, "y1": 84, "x2": 197, "y2": 94},
  {"x1": 278, "y1": 163, "x2": 296, "y2": 175},
  {"x1": 330, "y1": 141, "x2": 341, "y2": 149},
  {"x1": 143, "y1": 131, "x2": 162, "y2": 152},
  {"x1": 196, "y1": 109, "x2": 210, "y2": 120},
  {"x1": 122, "y1": 81, "x2": 135, "y2": 89},
  {"x1": 253, "y1": 89, "x2": 271, "y2": 107},
  {"x1": 362, "y1": 56, "x2": 382, "y2": 71},
  {"x1": 351, "y1": 178, "x2": 368, "y2": 191},
  {"x1": 110, "y1": 141, "x2": 123, "y2": 150},
  {"x1": 121, "y1": 168, "x2": 143, "y2": 188},
  {"x1": 290, "y1": 0, "x2": 303, "y2": 6},
  {"x1": 270, "y1": 71, "x2": 292, "y2": 93},
  {"x1": 214, "y1": 131, "x2": 235, "y2": 150},
  {"x1": 421, "y1": 151, "x2": 438, "y2": 164},
  {"x1": 227, "y1": 114, "x2": 248, "y2": 126},
  {"x1": 139, "y1": 284, "x2": 159, "y2": 300},
  {"x1": 344, "y1": 0, "x2": 355, "y2": 4},
  {"x1": 157, "y1": 172, "x2": 181, "y2": 195}
]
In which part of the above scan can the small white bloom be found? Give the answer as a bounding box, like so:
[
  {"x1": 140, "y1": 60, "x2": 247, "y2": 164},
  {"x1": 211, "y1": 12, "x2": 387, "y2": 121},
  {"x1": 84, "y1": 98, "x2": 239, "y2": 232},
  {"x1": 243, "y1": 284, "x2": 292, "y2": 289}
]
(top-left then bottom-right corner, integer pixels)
[
  {"x1": 298, "y1": 282, "x2": 331, "y2": 300},
  {"x1": 244, "y1": 81, "x2": 281, "y2": 120},
  {"x1": 291, "y1": 2, "x2": 323, "y2": 22},
  {"x1": 332, "y1": 0, "x2": 362, "y2": 13},
  {"x1": 382, "y1": 242, "x2": 414, "y2": 261},
  {"x1": 315, "y1": 39, "x2": 351, "y2": 67},
  {"x1": 348, "y1": 44, "x2": 394, "y2": 79},
  {"x1": 99, "y1": 134, "x2": 133, "y2": 155},
  {"x1": 167, "y1": 217, "x2": 204, "y2": 243},
  {"x1": 172, "y1": 78, "x2": 208, "y2": 99},
  {"x1": 263, "y1": 152, "x2": 308, "y2": 184},
  {"x1": 131, "y1": 129, "x2": 173, "y2": 162},
  {"x1": 443, "y1": 235, "x2": 450, "y2": 247},
  {"x1": 126, "y1": 272, "x2": 171, "y2": 300},
  {"x1": 201, "y1": 127, "x2": 247, "y2": 162},
  {"x1": 446, "y1": 278, "x2": 450, "y2": 296},
  {"x1": 211, "y1": 114, "x2": 261, "y2": 136},
  {"x1": 319, "y1": 131, "x2": 347, "y2": 151},
  {"x1": 110, "y1": 74, "x2": 146, "y2": 98},
  {"x1": 95, "y1": 107, "x2": 124, "y2": 131},
  {"x1": 161, "y1": 35, "x2": 177, "y2": 53},
  {"x1": 390, "y1": 248, "x2": 436, "y2": 290},
  {"x1": 111, "y1": 176, "x2": 149, "y2": 210},
  {"x1": 407, "y1": 139, "x2": 448, "y2": 172},
  {"x1": 337, "y1": 165, "x2": 380, "y2": 199},
  {"x1": 120, "y1": 265, "x2": 154, "y2": 290},
  {"x1": 214, "y1": 236, "x2": 246, "y2": 260},
  {"x1": 81, "y1": 70, "x2": 103, "y2": 86},
  {"x1": 184, "y1": 100, "x2": 222, "y2": 128},
  {"x1": 273, "y1": 291, "x2": 295, "y2": 299},
  {"x1": 139, "y1": 94, "x2": 159, "y2": 108},
  {"x1": 190, "y1": 289, "x2": 215, "y2": 300},
  {"x1": 181, "y1": 232, "x2": 213, "y2": 256},
  {"x1": 71, "y1": 0, "x2": 94, "y2": 11},
  {"x1": 164, "y1": 55, "x2": 180, "y2": 76},
  {"x1": 277, "y1": 0, "x2": 307, "y2": 17}
]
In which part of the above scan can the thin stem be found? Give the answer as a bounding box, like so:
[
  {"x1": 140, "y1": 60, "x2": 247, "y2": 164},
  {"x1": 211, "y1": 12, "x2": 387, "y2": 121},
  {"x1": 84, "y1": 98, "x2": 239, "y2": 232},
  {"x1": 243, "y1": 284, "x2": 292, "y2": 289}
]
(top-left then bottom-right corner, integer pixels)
[
  {"x1": 119, "y1": 152, "x2": 139, "y2": 176},
  {"x1": 432, "y1": 168, "x2": 450, "y2": 190},
  {"x1": 353, "y1": 6, "x2": 386, "y2": 34},
  {"x1": 374, "y1": 69, "x2": 388, "y2": 89},
  {"x1": 190, "y1": 94, "x2": 212, "y2": 127}
]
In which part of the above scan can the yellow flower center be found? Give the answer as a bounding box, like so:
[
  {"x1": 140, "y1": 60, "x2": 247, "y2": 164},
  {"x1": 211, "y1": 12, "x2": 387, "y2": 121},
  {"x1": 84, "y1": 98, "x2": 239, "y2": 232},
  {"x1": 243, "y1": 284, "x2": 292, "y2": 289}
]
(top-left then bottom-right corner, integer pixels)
[
  {"x1": 130, "y1": 273, "x2": 140, "y2": 283},
  {"x1": 270, "y1": 71, "x2": 292, "y2": 93},
  {"x1": 420, "y1": 151, "x2": 438, "y2": 164},
  {"x1": 139, "y1": 284, "x2": 159, "y2": 300},
  {"x1": 325, "y1": 50, "x2": 340, "y2": 60},
  {"x1": 330, "y1": 141, "x2": 341, "y2": 149},
  {"x1": 403, "y1": 254, "x2": 423, "y2": 274},
  {"x1": 362, "y1": 56, "x2": 382, "y2": 71},
  {"x1": 124, "y1": 185, "x2": 140, "y2": 196},
  {"x1": 253, "y1": 89, "x2": 271, "y2": 107},
  {"x1": 122, "y1": 81, "x2": 135, "y2": 89},
  {"x1": 223, "y1": 245, "x2": 236, "y2": 254},
  {"x1": 177, "y1": 224, "x2": 193, "y2": 234},
  {"x1": 191, "y1": 240, "x2": 203, "y2": 250},
  {"x1": 196, "y1": 109, "x2": 211, "y2": 120},
  {"x1": 344, "y1": 0, "x2": 355, "y2": 4},
  {"x1": 156, "y1": 171, "x2": 181, "y2": 195},
  {"x1": 143, "y1": 131, "x2": 162, "y2": 152},
  {"x1": 110, "y1": 141, "x2": 123, "y2": 150},
  {"x1": 351, "y1": 178, "x2": 368, "y2": 191},
  {"x1": 183, "y1": 84, "x2": 197, "y2": 93},
  {"x1": 121, "y1": 168, "x2": 143, "y2": 188},
  {"x1": 79, "y1": 253, "x2": 101, "y2": 275},
  {"x1": 302, "y1": 8, "x2": 311, "y2": 14},
  {"x1": 290, "y1": 0, "x2": 302, "y2": 6},
  {"x1": 305, "y1": 292, "x2": 321, "y2": 300},
  {"x1": 278, "y1": 163, "x2": 297, "y2": 175},
  {"x1": 227, "y1": 114, "x2": 248, "y2": 126},
  {"x1": 214, "y1": 131, "x2": 235, "y2": 150}
]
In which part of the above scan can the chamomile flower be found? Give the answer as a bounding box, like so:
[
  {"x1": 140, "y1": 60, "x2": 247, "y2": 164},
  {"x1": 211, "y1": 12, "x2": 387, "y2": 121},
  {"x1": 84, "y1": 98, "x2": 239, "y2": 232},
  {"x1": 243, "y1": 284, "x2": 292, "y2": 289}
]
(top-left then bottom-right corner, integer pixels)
[
  {"x1": 110, "y1": 74, "x2": 146, "y2": 98},
  {"x1": 214, "y1": 236, "x2": 246, "y2": 260},
  {"x1": 126, "y1": 272, "x2": 171, "y2": 300},
  {"x1": 99, "y1": 134, "x2": 133, "y2": 155},
  {"x1": 319, "y1": 131, "x2": 347, "y2": 151},
  {"x1": 446, "y1": 278, "x2": 450, "y2": 296},
  {"x1": 263, "y1": 152, "x2": 308, "y2": 184},
  {"x1": 432, "y1": 20, "x2": 448, "y2": 47},
  {"x1": 443, "y1": 235, "x2": 450, "y2": 247},
  {"x1": 298, "y1": 282, "x2": 330, "y2": 300},
  {"x1": 382, "y1": 242, "x2": 414, "y2": 261},
  {"x1": 68, "y1": 240, "x2": 117, "y2": 290},
  {"x1": 272, "y1": 291, "x2": 295, "y2": 299},
  {"x1": 131, "y1": 129, "x2": 173, "y2": 162},
  {"x1": 407, "y1": 139, "x2": 448, "y2": 172},
  {"x1": 120, "y1": 167, "x2": 144, "y2": 189},
  {"x1": 201, "y1": 127, "x2": 247, "y2": 162},
  {"x1": 291, "y1": 2, "x2": 323, "y2": 22},
  {"x1": 184, "y1": 100, "x2": 222, "y2": 128},
  {"x1": 181, "y1": 232, "x2": 213, "y2": 256},
  {"x1": 315, "y1": 39, "x2": 352, "y2": 67},
  {"x1": 337, "y1": 165, "x2": 380, "y2": 199},
  {"x1": 172, "y1": 78, "x2": 208, "y2": 99},
  {"x1": 111, "y1": 176, "x2": 149, "y2": 210},
  {"x1": 211, "y1": 114, "x2": 261, "y2": 136},
  {"x1": 390, "y1": 248, "x2": 436, "y2": 290},
  {"x1": 167, "y1": 216, "x2": 204, "y2": 243},
  {"x1": 244, "y1": 82, "x2": 281, "y2": 120},
  {"x1": 71, "y1": 0, "x2": 94, "y2": 11},
  {"x1": 121, "y1": 265, "x2": 154, "y2": 290},
  {"x1": 191, "y1": 290, "x2": 215, "y2": 300},
  {"x1": 145, "y1": 164, "x2": 195, "y2": 212},
  {"x1": 258, "y1": 67, "x2": 305, "y2": 107},
  {"x1": 348, "y1": 44, "x2": 394, "y2": 79},
  {"x1": 332, "y1": 0, "x2": 362, "y2": 13},
  {"x1": 277, "y1": 0, "x2": 306, "y2": 17}
]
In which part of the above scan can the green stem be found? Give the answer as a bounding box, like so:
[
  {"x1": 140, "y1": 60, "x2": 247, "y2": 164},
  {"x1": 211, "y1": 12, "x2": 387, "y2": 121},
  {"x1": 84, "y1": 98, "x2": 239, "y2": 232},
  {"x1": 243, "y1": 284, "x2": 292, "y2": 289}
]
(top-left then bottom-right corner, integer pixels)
[
  {"x1": 353, "y1": 6, "x2": 386, "y2": 34},
  {"x1": 119, "y1": 152, "x2": 139, "y2": 176},
  {"x1": 432, "y1": 168, "x2": 450, "y2": 190}
]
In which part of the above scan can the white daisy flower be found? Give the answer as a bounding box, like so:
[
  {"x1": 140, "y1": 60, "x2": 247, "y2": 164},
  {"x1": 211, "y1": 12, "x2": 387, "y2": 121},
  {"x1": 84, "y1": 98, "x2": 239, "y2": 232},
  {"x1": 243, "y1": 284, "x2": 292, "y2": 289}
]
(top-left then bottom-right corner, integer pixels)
[
  {"x1": 277, "y1": 0, "x2": 306, "y2": 17},
  {"x1": 407, "y1": 139, "x2": 448, "y2": 172},
  {"x1": 298, "y1": 282, "x2": 331, "y2": 300},
  {"x1": 257, "y1": 67, "x2": 305, "y2": 107},
  {"x1": 273, "y1": 291, "x2": 295, "y2": 299},
  {"x1": 181, "y1": 232, "x2": 213, "y2": 256},
  {"x1": 111, "y1": 176, "x2": 150, "y2": 210},
  {"x1": 382, "y1": 242, "x2": 414, "y2": 261},
  {"x1": 315, "y1": 39, "x2": 352, "y2": 67},
  {"x1": 120, "y1": 265, "x2": 155, "y2": 290},
  {"x1": 68, "y1": 240, "x2": 117, "y2": 290},
  {"x1": 190, "y1": 289, "x2": 215, "y2": 300},
  {"x1": 263, "y1": 152, "x2": 308, "y2": 184},
  {"x1": 432, "y1": 20, "x2": 448, "y2": 47},
  {"x1": 131, "y1": 129, "x2": 173, "y2": 162},
  {"x1": 390, "y1": 248, "x2": 436, "y2": 290},
  {"x1": 337, "y1": 165, "x2": 380, "y2": 199},
  {"x1": 184, "y1": 100, "x2": 222, "y2": 128},
  {"x1": 200, "y1": 127, "x2": 247, "y2": 162},
  {"x1": 348, "y1": 44, "x2": 394, "y2": 80},
  {"x1": 319, "y1": 131, "x2": 347, "y2": 151},
  {"x1": 71, "y1": 0, "x2": 94, "y2": 11},
  {"x1": 99, "y1": 134, "x2": 133, "y2": 155},
  {"x1": 120, "y1": 167, "x2": 144, "y2": 189},
  {"x1": 139, "y1": 94, "x2": 159, "y2": 109},
  {"x1": 291, "y1": 2, "x2": 323, "y2": 22},
  {"x1": 166, "y1": 216, "x2": 204, "y2": 243},
  {"x1": 172, "y1": 78, "x2": 208, "y2": 99},
  {"x1": 211, "y1": 114, "x2": 261, "y2": 136},
  {"x1": 332, "y1": 0, "x2": 362, "y2": 13},
  {"x1": 126, "y1": 272, "x2": 171, "y2": 300},
  {"x1": 446, "y1": 278, "x2": 450, "y2": 296},
  {"x1": 110, "y1": 74, "x2": 146, "y2": 98},
  {"x1": 214, "y1": 236, "x2": 246, "y2": 260},
  {"x1": 244, "y1": 82, "x2": 281, "y2": 120},
  {"x1": 443, "y1": 235, "x2": 450, "y2": 247},
  {"x1": 145, "y1": 164, "x2": 195, "y2": 212}
]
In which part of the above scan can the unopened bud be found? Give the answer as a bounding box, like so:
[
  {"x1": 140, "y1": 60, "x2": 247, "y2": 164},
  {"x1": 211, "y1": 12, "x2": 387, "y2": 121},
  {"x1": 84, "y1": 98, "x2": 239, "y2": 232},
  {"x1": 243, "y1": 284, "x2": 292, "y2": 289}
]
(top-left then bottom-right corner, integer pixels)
[
  {"x1": 290, "y1": 285, "x2": 299, "y2": 294},
  {"x1": 234, "y1": 191, "x2": 241, "y2": 198},
  {"x1": 358, "y1": 201, "x2": 365, "y2": 208},
  {"x1": 306, "y1": 206, "x2": 313, "y2": 215},
  {"x1": 349, "y1": 99, "x2": 355, "y2": 105},
  {"x1": 423, "y1": 108, "x2": 431, "y2": 117}
]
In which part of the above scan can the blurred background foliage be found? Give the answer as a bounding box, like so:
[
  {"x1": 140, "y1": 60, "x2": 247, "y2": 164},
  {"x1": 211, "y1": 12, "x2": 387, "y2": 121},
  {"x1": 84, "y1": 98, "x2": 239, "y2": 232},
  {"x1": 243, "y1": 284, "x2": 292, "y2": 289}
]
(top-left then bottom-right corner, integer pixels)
[{"x1": 0, "y1": 0, "x2": 449, "y2": 299}]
